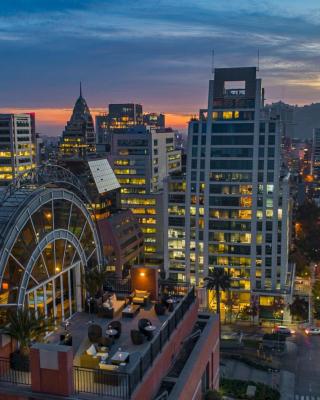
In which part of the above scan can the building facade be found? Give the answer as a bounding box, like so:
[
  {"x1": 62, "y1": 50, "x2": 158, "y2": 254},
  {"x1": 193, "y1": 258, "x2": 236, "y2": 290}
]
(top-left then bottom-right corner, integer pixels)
[
  {"x1": 0, "y1": 164, "x2": 103, "y2": 325},
  {"x1": 60, "y1": 85, "x2": 96, "y2": 158},
  {"x1": 311, "y1": 128, "x2": 320, "y2": 180},
  {"x1": 165, "y1": 67, "x2": 292, "y2": 310},
  {"x1": 107, "y1": 125, "x2": 181, "y2": 265},
  {"x1": 0, "y1": 113, "x2": 35, "y2": 186}
]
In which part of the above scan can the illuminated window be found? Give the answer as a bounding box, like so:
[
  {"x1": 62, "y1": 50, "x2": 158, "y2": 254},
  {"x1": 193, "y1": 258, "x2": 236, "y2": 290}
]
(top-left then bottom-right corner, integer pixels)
[
  {"x1": 240, "y1": 196, "x2": 252, "y2": 207},
  {"x1": 266, "y1": 209, "x2": 273, "y2": 218},
  {"x1": 223, "y1": 111, "x2": 233, "y2": 120},
  {"x1": 239, "y1": 210, "x2": 251, "y2": 219}
]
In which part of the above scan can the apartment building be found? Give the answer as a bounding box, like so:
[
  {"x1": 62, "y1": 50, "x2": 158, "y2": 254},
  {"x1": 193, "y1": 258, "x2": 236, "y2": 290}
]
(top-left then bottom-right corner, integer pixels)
[{"x1": 0, "y1": 113, "x2": 35, "y2": 186}]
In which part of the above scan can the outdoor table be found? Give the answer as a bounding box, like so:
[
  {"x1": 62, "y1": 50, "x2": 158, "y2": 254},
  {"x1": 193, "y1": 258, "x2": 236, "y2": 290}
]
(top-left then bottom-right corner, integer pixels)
[
  {"x1": 144, "y1": 325, "x2": 156, "y2": 340},
  {"x1": 106, "y1": 328, "x2": 118, "y2": 337},
  {"x1": 111, "y1": 351, "x2": 130, "y2": 365}
]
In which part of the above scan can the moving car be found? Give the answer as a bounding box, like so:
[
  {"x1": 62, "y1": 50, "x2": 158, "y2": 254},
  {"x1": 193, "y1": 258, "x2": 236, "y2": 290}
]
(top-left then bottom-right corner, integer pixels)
[
  {"x1": 273, "y1": 326, "x2": 295, "y2": 336},
  {"x1": 305, "y1": 327, "x2": 320, "y2": 335}
]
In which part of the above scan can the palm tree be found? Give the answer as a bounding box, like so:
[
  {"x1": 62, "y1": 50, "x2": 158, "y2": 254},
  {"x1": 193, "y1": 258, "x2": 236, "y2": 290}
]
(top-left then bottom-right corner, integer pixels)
[
  {"x1": 3, "y1": 308, "x2": 53, "y2": 356},
  {"x1": 204, "y1": 268, "x2": 231, "y2": 335},
  {"x1": 83, "y1": 266, "x2": 108, "y2": 319},
  {"x1": 83, "y1": 266, "x2": 108, "y2": 298}
]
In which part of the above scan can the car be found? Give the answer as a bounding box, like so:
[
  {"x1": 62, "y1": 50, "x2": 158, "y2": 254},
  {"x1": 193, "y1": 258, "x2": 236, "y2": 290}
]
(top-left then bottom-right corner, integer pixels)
[
  {"x1": 305, "y1": 327, "x2": 320, "y2": 335},
  {"x1": 273, "y1": 326, "x2": 295, "y2": 336}
]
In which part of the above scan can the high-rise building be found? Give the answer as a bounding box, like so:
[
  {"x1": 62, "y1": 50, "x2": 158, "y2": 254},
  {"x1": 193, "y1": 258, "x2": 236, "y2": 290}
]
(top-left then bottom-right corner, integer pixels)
[
  {"x1": 109, "y1": 103, "x2": 143, "y2": 128},
  {"x1": 165, "y1": 67, "x2": 293, "y2": 311},
  {"x1": 311, "y1": 128, "x2": 320, "y2": 179},
  {"x1": 143, "y1": 112, "x2": 165, "y2": 128},
  {"x1": 60, "y1": 84, "x2": 96, "y2": 158},
  {"x1": 107, "y1": 125, "x2": 181, "y2": 265},
  {"x1": 0, "y1": 113, "x2": 35, "y2": 186}
]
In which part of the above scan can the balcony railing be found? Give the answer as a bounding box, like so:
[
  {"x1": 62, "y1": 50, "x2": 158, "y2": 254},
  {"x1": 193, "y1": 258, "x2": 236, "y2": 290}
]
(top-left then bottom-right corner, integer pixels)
[
  {"x1": 104, "y1": 276, "x2": 132, "y2": 295},
  {"x1": 0, "y1": 357, "x2": 31, "y2": 386},
  {"x1": 73, "y1": 287, "x2": 196, "y2": 399},
  {"x1": 74, "y1": 366, "x2": 130, "y2": 399}
]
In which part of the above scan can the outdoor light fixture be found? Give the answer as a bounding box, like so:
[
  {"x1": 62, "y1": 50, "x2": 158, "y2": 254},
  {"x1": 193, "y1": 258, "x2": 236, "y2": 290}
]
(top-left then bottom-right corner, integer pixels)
[{"x1": 140, "y1": 272, "x2": 145, "y2": 277}]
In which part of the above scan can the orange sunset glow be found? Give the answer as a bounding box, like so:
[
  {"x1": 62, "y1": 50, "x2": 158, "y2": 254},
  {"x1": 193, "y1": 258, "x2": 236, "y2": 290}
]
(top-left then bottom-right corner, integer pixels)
[{"x1": 0, "y1": 107, "x2": 191, "y2": 135}]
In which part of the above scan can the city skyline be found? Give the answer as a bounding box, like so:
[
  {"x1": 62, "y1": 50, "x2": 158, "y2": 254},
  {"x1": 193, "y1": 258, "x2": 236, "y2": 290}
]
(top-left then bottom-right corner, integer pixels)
[{"x1": 1, "y1": 0, "x2": 320, "y2": 135}]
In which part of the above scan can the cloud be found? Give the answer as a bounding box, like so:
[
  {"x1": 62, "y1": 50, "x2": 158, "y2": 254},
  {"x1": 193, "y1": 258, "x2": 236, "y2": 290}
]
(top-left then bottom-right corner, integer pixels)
[{"x1": 1, "y1": 0, "x2": 320, "y2": 135}]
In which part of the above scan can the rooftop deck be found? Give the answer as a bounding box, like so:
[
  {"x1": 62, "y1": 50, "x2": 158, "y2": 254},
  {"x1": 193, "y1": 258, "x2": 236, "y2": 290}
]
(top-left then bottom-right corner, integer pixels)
[
  {"x1": 48, "y1": 302, "x2": 173, "y2": 368},
  {"x1": 46, "y1": 288, "x2": 196, "y2": 398}
]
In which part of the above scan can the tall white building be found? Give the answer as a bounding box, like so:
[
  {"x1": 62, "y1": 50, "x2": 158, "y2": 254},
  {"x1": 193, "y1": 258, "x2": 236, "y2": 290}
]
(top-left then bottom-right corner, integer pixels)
[
  {"x1": 165, "y1": 67, "x2": 293, "y2": 310},
  {"x1": 107, "y1": 125, "x2": 181, "y2": 265},
  {"x1": 0, "y1": 114, "x2": 35, "y2": 186}
]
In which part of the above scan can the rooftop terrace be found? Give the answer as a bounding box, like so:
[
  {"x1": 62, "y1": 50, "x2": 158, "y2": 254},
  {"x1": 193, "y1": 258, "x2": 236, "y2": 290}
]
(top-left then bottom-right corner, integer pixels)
[{"x1": 46, "y1": 287, "x2": 196, "y2": 399}]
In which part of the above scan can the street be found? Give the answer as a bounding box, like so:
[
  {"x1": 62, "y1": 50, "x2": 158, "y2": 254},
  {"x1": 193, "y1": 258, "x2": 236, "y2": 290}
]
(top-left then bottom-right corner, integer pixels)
[{"x1": 282, "y1": 331, "x2": 320, "y2": 399}]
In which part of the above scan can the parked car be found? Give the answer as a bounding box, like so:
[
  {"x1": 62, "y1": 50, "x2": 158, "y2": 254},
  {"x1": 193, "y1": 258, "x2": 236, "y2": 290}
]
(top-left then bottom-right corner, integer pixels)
[
  {"x1": 305, "y1": 327, "x2": 320, "y2": 335},
  {"x1": 273, "y1": 325, "x2": 295, "y2": 336}
]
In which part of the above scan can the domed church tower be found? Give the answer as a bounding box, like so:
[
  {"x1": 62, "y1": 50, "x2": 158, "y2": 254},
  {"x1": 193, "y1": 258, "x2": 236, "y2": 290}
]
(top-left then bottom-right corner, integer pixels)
[{"x1": 60, "y1": 83, "x2": 96, "y2": 158}]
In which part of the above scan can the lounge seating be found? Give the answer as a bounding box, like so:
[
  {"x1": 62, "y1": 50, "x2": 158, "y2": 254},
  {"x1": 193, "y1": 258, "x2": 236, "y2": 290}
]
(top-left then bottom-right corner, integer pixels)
[
  {"x1": 98, "y1": 293, "x2": 126, "y2": 318},
  {"x1": 154, "y1": 302, "x2": 166, "y2": 316},
  {"x1": 131, "y1": 330, "x2": 144, "y2": 345},
  {"x1": 132, "y1": 289, "x2": 150, "y2": 305},
  {"x1": 108, "y1": 321, "x2": 122, "y2": 339},
  {"x1": 80, "y1": 344, "x2": 108, "y2": 369}
]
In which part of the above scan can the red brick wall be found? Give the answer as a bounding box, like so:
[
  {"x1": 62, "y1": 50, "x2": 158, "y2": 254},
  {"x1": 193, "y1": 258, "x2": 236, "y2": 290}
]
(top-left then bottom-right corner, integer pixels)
[
  {"x1": 175, "y1": 321, "x2": 219, "y2": 400},
  {"x1": 0, "y1": 395, "x2": 28, "y2": 400},
  {"x1": 30, "y1": 346, "x2": 73, "y2": 397},
  {"x1": 132, "y1": 299, "x2": 199, "y2": 400},
  {"x1": 0, "y1": 336, "x2": 16, "y2": 359}
]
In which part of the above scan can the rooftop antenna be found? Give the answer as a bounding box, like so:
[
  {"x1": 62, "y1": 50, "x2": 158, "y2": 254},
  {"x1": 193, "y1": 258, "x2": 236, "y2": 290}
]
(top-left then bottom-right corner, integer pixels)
[
  {"x1": 80, "y1": 81, "x2": 82, "y2": 97},
  {"x1": 257, "y1": 49, "x2": 260, "y2": 72},
  {"x1": 211, "y1": 49, "x2": 215, "y2": 76}
]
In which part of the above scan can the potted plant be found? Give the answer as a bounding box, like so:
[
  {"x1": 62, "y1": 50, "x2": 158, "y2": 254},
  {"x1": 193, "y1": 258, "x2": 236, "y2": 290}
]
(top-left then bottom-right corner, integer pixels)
[{"x1": 3, "y1": 308, "x2": 53, "y2": 371}]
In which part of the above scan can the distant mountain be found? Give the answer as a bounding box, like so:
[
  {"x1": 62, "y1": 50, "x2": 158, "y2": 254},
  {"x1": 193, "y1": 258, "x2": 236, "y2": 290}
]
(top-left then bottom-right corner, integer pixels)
[{"x1": 294, "y1": 103, "x2": 320, "y2": 139}]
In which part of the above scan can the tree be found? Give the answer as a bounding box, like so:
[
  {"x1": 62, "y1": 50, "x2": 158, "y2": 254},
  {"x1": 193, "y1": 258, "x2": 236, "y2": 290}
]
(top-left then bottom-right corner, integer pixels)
[
  {"x1": 83, "y1": 266, "x2": 108, "y2": 298},
  {"x1": 289, "y1": 248, "x2": 310, "y2": 277},
  {"x1": 3, "y1": 308, "x2": 53, "y2": 356},
  {"x1": 241, "y1": 296, "x2": 259, "y2": 325},
  {"x1": 204, "y1": 268, "x2": 231, "y2": 335},
  {"x1": 223, "y1": 291, "x2": 239, "y2": 323},
  {"x1": 289, "y1": 296, "x2": 308, "y2": 321},
  {"x1": 313, "y1": 280, "x2": 320, "y2": 319}
]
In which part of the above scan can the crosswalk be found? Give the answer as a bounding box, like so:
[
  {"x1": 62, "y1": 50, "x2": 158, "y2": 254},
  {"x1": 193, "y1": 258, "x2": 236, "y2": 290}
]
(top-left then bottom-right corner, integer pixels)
[{"x1": 295, "y1": 395, "x2": 320, "y2": 400}]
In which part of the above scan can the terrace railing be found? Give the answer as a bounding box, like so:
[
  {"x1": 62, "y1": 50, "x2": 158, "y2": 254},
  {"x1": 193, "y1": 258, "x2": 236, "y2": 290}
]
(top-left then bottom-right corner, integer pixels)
[
  {"x1": 104, "y1": 276, "x2": 132, "y2": 295},
  {"x1": 74, "y1": 366, "x2": 130, "y2": 399},
  {"x1": 73, "y1": 287, "x2": 196, "y2": 399},
  {"x1": 128, "y1": 286, "x2": 195, "y2": 395},
  {"x1": 0, "y1": 357, "x2": 31, "y2": 386}
]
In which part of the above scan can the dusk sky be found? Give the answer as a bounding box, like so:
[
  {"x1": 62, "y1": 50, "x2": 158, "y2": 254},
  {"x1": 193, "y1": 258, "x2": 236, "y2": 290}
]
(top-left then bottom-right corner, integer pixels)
[{"x1": 1, "y1": 0, "x2": 320, "y2": 135}]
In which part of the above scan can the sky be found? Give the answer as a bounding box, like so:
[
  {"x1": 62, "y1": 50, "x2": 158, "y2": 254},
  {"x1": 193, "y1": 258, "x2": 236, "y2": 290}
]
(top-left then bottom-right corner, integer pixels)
[{"x1": 1, "y1": 0, "x2": 320, "y2": 135}]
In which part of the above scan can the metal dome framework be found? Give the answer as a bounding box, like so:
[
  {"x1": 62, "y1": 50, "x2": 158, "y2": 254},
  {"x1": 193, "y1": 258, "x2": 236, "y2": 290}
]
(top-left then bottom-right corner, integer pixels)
[{"x1": 0, "y1": 165, "x2": 103, "y2": 322}]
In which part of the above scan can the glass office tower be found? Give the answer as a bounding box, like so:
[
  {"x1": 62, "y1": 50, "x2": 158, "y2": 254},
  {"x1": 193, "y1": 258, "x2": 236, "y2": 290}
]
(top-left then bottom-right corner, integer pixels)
[{"x1": 168, "y1": 67, "x2": 292, "y2": 310}]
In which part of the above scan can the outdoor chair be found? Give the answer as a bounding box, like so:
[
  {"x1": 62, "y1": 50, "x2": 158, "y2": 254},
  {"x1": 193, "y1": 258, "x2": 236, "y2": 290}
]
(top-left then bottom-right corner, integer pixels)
[
  {"x1": 108, "y1": 320, "x2": 122, "y2": 339},
  {"x1": 154, "y1": 302, "x2": 166, "y2": 316},
  {"x1": 130, "y1": 330, "x2": 144, "y2": 345},
  {"x1": 138, "y1": 318, "x2": 151, "y2": 337},
  {"x1": 88, "y1": 324, "x2": 103, "y2": 343}
]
